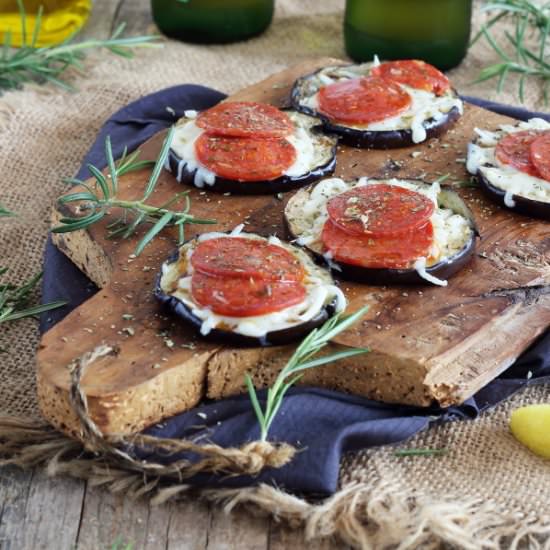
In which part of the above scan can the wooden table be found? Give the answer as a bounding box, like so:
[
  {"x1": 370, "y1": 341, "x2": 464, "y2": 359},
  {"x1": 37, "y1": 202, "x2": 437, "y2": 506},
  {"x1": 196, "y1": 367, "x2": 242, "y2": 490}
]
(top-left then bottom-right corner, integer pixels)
[{"x1": 0, "y1": 1, "x2": 340, "y2": 548}]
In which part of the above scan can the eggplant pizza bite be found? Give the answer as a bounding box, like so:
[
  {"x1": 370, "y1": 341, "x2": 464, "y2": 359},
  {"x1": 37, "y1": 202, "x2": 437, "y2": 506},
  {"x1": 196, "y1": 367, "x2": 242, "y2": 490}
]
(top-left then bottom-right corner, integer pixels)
[
  {"x1": 291, "y1": 59, "x2": 463, "y2": 149},
  {"x1": 285, "y1": 178, "x2": 478, "y2": 286},
  {"x1": 467, "y1": 118, "x2": 550, "y2": 219},
  {"x1": 155, "y1": 227, "x2": 346, "y2": 346},
  {"x1": 166, "y1": 101, "x2": 337, "y2": 194}
]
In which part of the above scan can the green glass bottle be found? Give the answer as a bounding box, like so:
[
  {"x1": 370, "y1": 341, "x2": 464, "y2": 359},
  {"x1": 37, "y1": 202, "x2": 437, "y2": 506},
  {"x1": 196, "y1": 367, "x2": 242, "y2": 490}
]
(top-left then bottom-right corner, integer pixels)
[
  {"x1": 344, "y1": 0, "x2": 472, "y2": 70},
  {"x1": 151, "y1": 0, "x2": 274, "y2": 44}
]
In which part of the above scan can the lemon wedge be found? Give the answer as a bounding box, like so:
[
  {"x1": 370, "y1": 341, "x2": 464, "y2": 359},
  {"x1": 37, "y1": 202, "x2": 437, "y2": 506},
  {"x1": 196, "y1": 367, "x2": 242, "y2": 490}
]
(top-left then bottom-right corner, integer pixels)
[{"x1": 510, "y1": 404, "x2": 550, "y2": 459}]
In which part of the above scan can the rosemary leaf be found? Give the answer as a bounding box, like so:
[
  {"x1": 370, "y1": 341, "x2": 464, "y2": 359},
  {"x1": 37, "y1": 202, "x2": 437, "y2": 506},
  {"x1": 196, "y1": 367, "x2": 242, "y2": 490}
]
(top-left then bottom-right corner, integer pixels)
[
  {"x1": 0, "y1": 1, "x2": 162, "y2": 93},
  {"x1": 247, "y1": 306, "x2": 370, "y2": 442},
  {"x1": 0, "y1": 202, "x2": 15, "y2": 217},
  {"x1": 52, "y1": 130, "x2": 216, "y2": 255},
  {"x1": 0, "y1": 268, "x2": 66, "y2": 326},
  {"x1": 393, "y1": 448, "x2": 448, "y2": 457},
  {"x1": 475, "y1": 0, "x2": 550, "y2": 103},
  {"x1": 134, "y1": 211, "x2": 172, "y2": 256}
]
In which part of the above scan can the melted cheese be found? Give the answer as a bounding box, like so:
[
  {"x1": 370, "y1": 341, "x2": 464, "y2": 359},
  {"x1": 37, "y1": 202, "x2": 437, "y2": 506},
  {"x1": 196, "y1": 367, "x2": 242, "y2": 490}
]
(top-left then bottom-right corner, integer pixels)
[
  {"x1": 288, "y1": 177, "x2": 473, "y2": 267},
  {"x1": 160, "y1": 231, "x2": 346, "y2": 338},
  {"x1": 169, "y1": 111, "x2": 331, "y2": 187},
  {"x1": 467, "y1": 118, "x2": 550, "y2": 205},
  {"x1": 298, "y1": 62, "x2": 462, "y2": 144}
]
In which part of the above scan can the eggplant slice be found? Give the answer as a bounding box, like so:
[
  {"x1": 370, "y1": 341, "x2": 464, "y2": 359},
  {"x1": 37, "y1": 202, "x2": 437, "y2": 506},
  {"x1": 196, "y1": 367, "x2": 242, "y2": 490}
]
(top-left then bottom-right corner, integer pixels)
[
  {"x1": 466, "y1": 118, "x2": 550, "y2": 220},
  {"x1": 155, "y1": 230, "x2": 345, "y2": 347},
  {"x1": 167, "y1": 110, "x2": 337, "y2": 195},
  {"x1": 284, "y1": 178, "x2": 479, "y2": 286},
  {"x1": 291, "y1": 63, "x2": 463, "y2": 149}
]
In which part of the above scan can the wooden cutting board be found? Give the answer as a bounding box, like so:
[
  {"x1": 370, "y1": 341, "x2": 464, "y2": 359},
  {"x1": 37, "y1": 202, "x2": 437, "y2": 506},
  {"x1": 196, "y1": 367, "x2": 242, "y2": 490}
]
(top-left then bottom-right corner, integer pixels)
[{"x1": 37, "y1": 58, "x2": 550, "y2": 438}]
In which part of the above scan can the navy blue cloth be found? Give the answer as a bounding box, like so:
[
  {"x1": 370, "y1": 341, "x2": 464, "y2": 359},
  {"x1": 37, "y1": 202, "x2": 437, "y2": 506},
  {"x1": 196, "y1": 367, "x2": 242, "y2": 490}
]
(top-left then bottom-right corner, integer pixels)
[{"x1": 41, "y1": 85, "x2": 549, "y2": 495}]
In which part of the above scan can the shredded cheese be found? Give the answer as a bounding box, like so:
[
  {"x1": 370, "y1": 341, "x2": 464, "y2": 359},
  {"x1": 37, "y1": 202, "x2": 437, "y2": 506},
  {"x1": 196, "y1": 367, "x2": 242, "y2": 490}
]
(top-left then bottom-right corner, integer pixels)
[
  {"x1": 297, "y1": 62, "x2": 463, "y2": 143},
  {"x1": 285, "y1": 177, "x2": 473, "y2": 270},
  {"x1": 160, "y1": 231, "x2": 346, "y2": 338},
  {"x1": 168, "y1": 111, "x2": 334, "y2": 187},
  {"x1": 467, "y1": 118, "x2": 550, "y2": 205}
]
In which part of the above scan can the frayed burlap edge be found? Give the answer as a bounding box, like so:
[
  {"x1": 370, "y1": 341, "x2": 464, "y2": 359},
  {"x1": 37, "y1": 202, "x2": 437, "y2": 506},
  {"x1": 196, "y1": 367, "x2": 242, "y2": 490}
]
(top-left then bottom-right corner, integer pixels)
[
  {"x1": 1, "y1": 416, "x2": 549, "y2": 549},
  {"x1": 1, "y1": 340, "x2": 549, "y2": 550}
]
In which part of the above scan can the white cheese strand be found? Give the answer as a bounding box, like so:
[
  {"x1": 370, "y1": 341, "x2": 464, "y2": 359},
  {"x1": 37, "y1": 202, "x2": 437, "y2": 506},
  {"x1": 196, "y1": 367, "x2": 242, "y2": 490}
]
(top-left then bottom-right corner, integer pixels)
[
  {"x1": 414, "y1": 257, "x2": 448, "y2": 287},
  {"x1": 467, "y1": 119, "x2": 550, "y2": 204},
  {"x1": 162, "y1": 232, "x2": 346, "y2": 338}
]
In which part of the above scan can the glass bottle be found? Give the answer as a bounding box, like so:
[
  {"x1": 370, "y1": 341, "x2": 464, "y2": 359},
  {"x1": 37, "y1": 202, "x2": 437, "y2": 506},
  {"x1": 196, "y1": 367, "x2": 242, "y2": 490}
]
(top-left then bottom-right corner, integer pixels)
[
  {"x1": 151, "y1": 0, "x2": 274, "y2": 44},
  {"x1": 344, "y1": 0, "x2": 472, "y2": 71},
  {"x1": 0, "y1": 0, "x2": 91, "y2": 47}
]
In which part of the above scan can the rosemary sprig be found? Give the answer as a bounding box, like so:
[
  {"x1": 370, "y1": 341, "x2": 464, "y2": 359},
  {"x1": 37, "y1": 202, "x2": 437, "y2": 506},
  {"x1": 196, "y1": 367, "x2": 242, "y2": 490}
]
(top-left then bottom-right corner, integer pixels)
[
  {"x1": 52, "y1": 128, "x2": 216, "y2": 256},
  {"x1": 393, "y1": 448, "x2": 448, "y2": 457},
  {"x1": 0, "y1": 267, "x2": 66, "y2": 326},
  {"x1": 246, "y1": 306, "x2": 370, "y2": 442},
  {"x1": 0, "y1": 202, "x2": 15, "y2": 217},
  {"x1": 474, "y1": 0, "x2": 550, "y2": 103},
  {"x1": 0, "y1": 0, "x2": 161, "y2": 93}
]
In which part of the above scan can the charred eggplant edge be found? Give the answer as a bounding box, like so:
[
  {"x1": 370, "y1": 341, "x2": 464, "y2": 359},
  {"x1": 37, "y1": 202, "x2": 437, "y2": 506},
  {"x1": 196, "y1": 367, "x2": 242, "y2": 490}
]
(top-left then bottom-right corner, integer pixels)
[
  {"x1": 284, "y1": 183, "x2": 479, "y2": 286},
  {"x1": 167, "y1": 113, "x2": 338, "y2": 195},
  {"x1": 290, "y1": 65, "x2": 462, "y2": 149},
  {"x1": 154, "y1": 249, "x2": 338, "y2": 347},
  {"x1": 476, "y1": 169, "x2": 550, "y2": 220}
]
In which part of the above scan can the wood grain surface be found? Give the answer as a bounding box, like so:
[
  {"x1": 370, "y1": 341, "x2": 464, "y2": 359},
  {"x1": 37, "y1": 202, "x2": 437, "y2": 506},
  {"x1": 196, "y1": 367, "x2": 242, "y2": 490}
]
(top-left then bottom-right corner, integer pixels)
[{"x1": 36, "y1": 58, "x2": 550, "y2": 438}]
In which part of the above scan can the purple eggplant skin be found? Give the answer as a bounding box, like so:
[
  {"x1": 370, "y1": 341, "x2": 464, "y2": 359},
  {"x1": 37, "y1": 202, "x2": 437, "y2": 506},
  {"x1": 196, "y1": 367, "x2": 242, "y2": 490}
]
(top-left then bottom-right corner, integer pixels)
[
  {"x1": 284, "y1": 219, "x2": 477, "y2": 286},
  {"x1": 284, "y1": 182, "x2": 479, "y2": 286},
  {"x1": 167, "y1": 146, "x2": 337, "y2": 195},
  {"x1": 290, "y1": 67, "x2": 461, "y2": 149},
  {"x1": 154, "y1": 251, "x2": 337, "y2": 347},
  {"x1": 476, "y1": 170, "x2": 550, "y2": 220}
]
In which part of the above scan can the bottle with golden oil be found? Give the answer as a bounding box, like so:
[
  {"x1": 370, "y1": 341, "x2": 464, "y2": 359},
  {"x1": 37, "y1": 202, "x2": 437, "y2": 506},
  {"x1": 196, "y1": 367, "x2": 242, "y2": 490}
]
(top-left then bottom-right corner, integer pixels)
[{"x1": 0, "y1": 0, "x2": 92, "y2": 47}]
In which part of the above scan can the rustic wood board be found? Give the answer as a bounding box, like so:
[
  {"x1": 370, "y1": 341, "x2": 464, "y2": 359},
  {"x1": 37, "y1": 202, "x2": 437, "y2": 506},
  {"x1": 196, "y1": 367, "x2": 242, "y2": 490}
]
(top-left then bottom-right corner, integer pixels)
[{"x1": 36, "y1": 58, "x2": 550, "y2": 438}]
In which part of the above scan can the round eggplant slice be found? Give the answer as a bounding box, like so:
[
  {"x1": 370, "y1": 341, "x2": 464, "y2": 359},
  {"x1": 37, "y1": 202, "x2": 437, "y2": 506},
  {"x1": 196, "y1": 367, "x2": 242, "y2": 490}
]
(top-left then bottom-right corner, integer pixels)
[
  {"x1": 284, "y1": 178, "x2": 479, "y2": 286},
  {"x1": 167, "y1": 109, "x2": 337, "y2": 195},
  {"x1": 154, "y1": 231, "x2": 345, "y2": 347},
  {"x1": 476, "y1": 170, "x2": 550, "y2": 220},
  {"x1": 291, "y1": 63, "x2": 463, "y2": 149},
  {"x1": 466, "y1": 119, "x2": 550, "y2": 220}
]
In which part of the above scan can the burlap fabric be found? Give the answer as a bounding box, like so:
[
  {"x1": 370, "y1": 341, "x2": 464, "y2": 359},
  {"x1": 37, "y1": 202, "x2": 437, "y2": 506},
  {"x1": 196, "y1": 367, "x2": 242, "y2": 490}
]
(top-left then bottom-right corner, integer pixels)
[{"x1": 0, "y1": 0, "x2": 548, "y2": 546}]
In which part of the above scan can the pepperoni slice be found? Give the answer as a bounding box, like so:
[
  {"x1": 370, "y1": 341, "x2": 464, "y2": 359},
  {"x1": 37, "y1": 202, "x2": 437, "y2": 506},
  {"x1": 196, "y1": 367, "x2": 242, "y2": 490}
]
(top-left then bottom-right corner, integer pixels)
[
  {"x1": 327, "y1": 184, "x2": 434, "y2": 237},
  {"x1": 495, "y1": 130, "x2": 544, "y2": 177},
  {"x1": 317, "y1": 76, "x2": 411, "y2": 125},
  {"x1": 195, "y1": 134, "x2": 296, "y2": 181},
  {"x1": 191, "y1": 237, "x2": 305, "y2": 282},
  {"x1": 371, "y1": 60, "x2": 451, "y2": 96},
  {"x1": 191, "y1": 272, "x2": 306, "y2": 317},
  {"x1": 195, "y1": 101, "x2": 294, "y2": 138},
  {"x1": 322, "y1": 219, "x2": 434, "y2": 269},
  {"x1": 530, "y1": 132, "x2": 550, "y2": 181}
]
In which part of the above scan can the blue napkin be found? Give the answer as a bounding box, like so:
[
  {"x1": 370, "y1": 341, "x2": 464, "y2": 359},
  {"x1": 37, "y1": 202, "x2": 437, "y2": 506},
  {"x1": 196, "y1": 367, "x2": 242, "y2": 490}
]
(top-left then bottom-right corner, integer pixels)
[{"x1": 40, "y1": 85, "x2": 550, "y2": 495}]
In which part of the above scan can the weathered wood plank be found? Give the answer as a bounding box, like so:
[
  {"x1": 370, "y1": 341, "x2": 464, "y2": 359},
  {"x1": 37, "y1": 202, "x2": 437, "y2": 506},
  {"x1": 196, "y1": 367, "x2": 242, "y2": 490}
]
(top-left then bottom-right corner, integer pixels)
[
  {"x1": 149, "y1": 498, "x2": 210, "y2": 550},
  {"x1": 79, "y1": 0, "x2": 123, "y2": 40},
  {"x1": 76, "y1": 485, "x2": 152, "y2": 550},
  {"x1": 12, "y1": 470, "x2": 85, "y2": 550},
  {"x1": 268, "y1": 521, "x2": 343, "y2": 549},
  {"x1": 206, "y1": 507, "x2": 270, "y2": 550},
  {"x1": 0, "y1": 467, "x2": 34, "y2": 550},
  {"x1": 112, "y1": 0, "x2": 155, "y2": 37}
]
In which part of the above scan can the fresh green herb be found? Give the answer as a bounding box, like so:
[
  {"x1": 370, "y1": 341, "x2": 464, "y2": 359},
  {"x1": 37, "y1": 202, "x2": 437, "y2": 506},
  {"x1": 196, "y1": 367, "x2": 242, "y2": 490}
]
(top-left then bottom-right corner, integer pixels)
[
  {"x1": 246, "y1": 306, "x2": 370, "y2": 442},
  {"x1": 110, "y1": 538, "x2": 134, "y2": 550},
  {"x1": 393, "y1": 448, "x2": 448, "y2": 457},
  {"x1": 473, "y1": 0, "x2": 550, "y2": 103},
  {"x1": 0, "y1": 0, "x2": 161, "y2": 93},
  {"x1": 453, "y1": 177, "x2": 479, "y2": 188},
  {"x1": 52, "y1": 128, "x2": 216, "y2": 256},
  {"x1": 0, "y1": 267, "x2": 66, "y2": 326},
  {"x1": 0, "y1": 202, "x2": 15, "y2": 217}
]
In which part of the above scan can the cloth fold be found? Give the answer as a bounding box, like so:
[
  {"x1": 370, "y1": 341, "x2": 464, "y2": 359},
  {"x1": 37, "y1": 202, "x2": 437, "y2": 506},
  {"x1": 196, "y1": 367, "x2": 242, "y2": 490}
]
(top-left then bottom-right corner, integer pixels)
[{"x1": 41, "y1": 85, "x2": 549, "y2": 495}]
